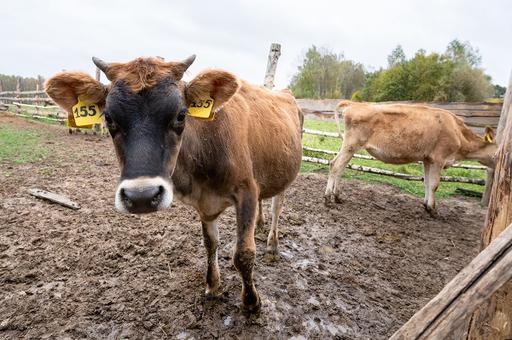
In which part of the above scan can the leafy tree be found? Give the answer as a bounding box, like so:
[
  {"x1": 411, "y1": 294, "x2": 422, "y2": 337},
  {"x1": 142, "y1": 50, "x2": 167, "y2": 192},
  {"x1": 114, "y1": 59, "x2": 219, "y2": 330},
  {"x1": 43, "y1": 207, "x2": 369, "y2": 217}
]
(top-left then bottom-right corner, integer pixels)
[
  {"x1": 445, "y1": 39, "x2": 482, "y2": 67},
  {"x1": 0, "y1": 74, "x2": 44, "y2": 91},
  {"x1": 359, "y1": 40, "x2": 493, "y2": 102},
  {"x1": 290, "y1": 46, "x2": 365, "y2": 99},
  {"x1": 493, "y1": 84, "x2": 506, "y2": 98},
  {"x1": 387, "y1": 45, "x2": 406, "y2": 67}
]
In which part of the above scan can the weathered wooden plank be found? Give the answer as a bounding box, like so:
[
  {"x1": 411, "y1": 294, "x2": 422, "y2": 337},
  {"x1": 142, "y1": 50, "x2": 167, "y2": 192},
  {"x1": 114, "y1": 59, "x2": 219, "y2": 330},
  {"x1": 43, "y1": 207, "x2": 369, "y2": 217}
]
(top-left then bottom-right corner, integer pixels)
[
  {"x1": 0, "y1": 90, "x2": 47, "y2": 95},
  {"x1": 297, "y1": 99, "x2": 502, "y2": 113},
  {"x1": 303, "y1": 128, "x2": 340, "y2": 138},
  {"x1": 465, "y1": 69, "x2": 512, "y2": 339},
  {"x1": 28, "y1": 188, "x2": 80, "y2": 210},
  {"x1": 390, "y1": 224, "x2": 512, "y2": 340},
  {"x1": 482, "y1": 71, "x2": 512, "y2": 206},
  {"x1": 0, "y1": 97, "x2": 53, "y2": 103}
]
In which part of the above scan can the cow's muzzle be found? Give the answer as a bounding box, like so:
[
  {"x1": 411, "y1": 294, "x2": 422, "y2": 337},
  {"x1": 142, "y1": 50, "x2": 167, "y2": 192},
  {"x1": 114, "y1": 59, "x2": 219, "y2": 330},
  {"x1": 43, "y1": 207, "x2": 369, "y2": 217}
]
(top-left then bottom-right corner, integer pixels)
[{"x1": 115, "y1": 176, "x2": 173, "y2": 214}]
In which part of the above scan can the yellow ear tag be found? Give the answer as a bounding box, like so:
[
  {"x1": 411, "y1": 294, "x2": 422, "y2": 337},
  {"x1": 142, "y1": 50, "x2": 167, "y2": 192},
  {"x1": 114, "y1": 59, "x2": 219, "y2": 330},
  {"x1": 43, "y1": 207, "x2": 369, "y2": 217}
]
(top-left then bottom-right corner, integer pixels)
[
  {"x1": 484, "y1": 134, "x2": 494, "y2": 143},
  {"x1": 71, "y1": 98, "x2": 102, "y2": 126},
  {"x1": 188, "y1": 97, "x2": 215, "y2": 121}
]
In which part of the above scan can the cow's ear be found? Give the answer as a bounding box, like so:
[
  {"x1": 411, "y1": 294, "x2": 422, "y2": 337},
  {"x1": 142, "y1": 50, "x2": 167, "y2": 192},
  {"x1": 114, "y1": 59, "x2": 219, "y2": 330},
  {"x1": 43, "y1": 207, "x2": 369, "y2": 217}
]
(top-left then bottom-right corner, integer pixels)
[
  {"x1": 484, "y1": 126, "x2": 495, "y2": 143},
  {"x1": 185, "y1": 69, "x2": 240, "y2": 112},
  {"x1": 45, "y1": 72, "x2": 108, "y2": 113}
]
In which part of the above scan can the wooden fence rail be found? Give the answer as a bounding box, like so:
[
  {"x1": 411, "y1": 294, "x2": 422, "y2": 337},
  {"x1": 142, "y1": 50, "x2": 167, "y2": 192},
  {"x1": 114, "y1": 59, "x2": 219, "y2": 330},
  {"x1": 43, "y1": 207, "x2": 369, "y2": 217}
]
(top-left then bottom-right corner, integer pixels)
[
  {"x1": 302, "y1": 156, "x2": 486, "y2": 185},
  {"x1": 302, "y1": 145, "x2": 487, "y2": 170}
]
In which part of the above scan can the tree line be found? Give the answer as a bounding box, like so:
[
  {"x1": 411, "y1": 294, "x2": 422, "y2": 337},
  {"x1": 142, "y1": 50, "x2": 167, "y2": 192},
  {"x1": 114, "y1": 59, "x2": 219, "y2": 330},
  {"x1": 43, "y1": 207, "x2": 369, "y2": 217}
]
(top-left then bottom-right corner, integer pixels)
[
  {"x1": 290, "y1": 40, "x2": 506, "y2": 102},
  {"x1": 0, "y1": 74, "x2": 45, "y2": 92}
]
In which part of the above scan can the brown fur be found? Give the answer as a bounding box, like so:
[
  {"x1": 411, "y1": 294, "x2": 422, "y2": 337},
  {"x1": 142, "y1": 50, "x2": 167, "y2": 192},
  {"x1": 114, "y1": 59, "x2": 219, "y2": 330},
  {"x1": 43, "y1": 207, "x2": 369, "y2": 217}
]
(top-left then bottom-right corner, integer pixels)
[
  {"x1": 326, "y1": 101, "x2": 497, "y2": 215},
  {"x1": 105, "y1": 57, "x2": 191, "y2": 92}
]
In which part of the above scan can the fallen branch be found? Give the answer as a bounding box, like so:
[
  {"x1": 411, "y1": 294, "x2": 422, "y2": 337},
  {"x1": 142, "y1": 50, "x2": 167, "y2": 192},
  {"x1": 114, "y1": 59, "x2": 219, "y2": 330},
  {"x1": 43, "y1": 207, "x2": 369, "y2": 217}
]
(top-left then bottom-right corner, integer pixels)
[{"x1": 28, "y1": 188, "x2": 80, "y2": 210}]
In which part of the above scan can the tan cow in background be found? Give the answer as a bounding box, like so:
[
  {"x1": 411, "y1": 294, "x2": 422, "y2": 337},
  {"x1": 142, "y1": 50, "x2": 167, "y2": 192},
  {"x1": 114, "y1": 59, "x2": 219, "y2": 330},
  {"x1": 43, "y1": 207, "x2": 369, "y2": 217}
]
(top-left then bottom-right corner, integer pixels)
[{"x1": 325, "y1": 100, "x2": 497, "y2": 215}]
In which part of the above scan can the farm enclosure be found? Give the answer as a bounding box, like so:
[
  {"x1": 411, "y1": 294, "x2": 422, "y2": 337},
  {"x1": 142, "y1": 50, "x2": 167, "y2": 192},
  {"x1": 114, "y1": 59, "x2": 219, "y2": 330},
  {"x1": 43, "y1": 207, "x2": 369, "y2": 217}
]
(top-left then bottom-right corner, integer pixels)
[{"x1": 0, "y1": 114, "x2": 487, "y2": 338}]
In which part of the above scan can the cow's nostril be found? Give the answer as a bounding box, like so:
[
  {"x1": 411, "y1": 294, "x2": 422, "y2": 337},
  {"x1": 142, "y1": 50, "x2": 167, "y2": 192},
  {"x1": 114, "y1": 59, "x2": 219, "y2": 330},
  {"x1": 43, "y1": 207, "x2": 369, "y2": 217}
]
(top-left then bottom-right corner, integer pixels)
[
  {"x1": 119, "y1": 188, "x2": 133, "y2": 208},
  {"x1": 120, "y1": 185, "x2": 163, "y2": 213}
]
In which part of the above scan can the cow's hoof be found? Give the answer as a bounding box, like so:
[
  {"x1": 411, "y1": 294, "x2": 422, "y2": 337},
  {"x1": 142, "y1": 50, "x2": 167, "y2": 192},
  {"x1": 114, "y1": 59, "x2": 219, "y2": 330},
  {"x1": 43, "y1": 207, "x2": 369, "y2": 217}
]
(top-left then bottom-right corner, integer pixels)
[
  {"x1": 205, "y1": 286, "x2": 223, "y2": 299},
  {"x1": 333, "y1": 193, "x2": 343, "y2": 203},
  {"x1": 241, "y1": 295, "x2": 261, "y2": 315},
  {"x1": 323, "y1": 194, "x2": 333, "y2": 206},
  {"x1": 425, "y1": 205, "x2": 438, "y2": 217},
  {"x1": 264, "y1": 248, "x2": 279, "y2": 263}
]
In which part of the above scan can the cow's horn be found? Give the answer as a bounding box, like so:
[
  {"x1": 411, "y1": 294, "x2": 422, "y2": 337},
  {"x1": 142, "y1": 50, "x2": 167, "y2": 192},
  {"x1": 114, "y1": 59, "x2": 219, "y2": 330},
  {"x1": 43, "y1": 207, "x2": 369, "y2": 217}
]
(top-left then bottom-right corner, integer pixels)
[
  {"x1": 92, "y1": 57, "x2": 113, "y2": 79},
  {"x1": 181, "y1": 55, "x2": 196, "y2": 70}
]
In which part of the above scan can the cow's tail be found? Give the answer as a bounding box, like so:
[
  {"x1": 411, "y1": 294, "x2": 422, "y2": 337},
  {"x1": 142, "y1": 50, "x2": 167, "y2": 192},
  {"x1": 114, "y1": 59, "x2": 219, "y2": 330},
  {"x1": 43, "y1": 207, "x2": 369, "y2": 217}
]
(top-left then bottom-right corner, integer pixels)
[{"x1": 334, "y1": 100, "x2": 352, "y2": 140}]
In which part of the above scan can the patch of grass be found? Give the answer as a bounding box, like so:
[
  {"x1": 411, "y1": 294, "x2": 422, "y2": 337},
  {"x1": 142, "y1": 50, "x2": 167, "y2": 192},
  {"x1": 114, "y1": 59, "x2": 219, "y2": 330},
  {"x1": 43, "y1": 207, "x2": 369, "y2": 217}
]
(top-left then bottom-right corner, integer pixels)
[
  {"x1": 302, "y1": 118, "x2": 487, "y2": 198},
  {"x1": 0, "y1": 126, "x2": 48, "y2": 164}
]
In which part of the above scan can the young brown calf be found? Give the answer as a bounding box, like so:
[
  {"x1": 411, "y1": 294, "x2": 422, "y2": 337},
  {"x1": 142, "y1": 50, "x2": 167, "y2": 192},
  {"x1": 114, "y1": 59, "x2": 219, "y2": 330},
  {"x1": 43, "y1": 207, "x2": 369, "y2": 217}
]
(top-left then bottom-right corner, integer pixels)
[
  {"x1": 325, "y1": 100, "x2": 497, "y2": 215},
  {"x1": 45, "y1": 56, "x2": 303, "y2": 313}
]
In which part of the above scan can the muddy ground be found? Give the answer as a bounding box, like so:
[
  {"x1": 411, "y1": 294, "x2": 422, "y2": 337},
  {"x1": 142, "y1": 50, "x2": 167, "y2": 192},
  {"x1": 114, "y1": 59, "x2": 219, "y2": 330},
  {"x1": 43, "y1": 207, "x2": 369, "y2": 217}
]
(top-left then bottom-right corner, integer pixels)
[{"x1": 0, "y1": 115, "x2": 486, "y2": 339}]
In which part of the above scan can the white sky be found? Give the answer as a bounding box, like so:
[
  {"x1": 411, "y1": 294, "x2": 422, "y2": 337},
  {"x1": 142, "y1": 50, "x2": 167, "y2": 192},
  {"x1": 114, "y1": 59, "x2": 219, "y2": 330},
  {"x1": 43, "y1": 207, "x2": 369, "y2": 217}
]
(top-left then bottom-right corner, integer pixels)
[{"x1": 1, "y1": 0, "x2": 510, "y2": 88}]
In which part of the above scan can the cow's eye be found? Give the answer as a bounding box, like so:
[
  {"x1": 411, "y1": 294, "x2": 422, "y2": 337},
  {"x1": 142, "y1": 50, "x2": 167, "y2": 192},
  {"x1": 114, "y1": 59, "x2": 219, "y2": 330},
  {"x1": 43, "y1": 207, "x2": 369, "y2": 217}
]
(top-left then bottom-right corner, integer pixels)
[
  {"x1": 176, "y1": 109, "x2": 187, "y2": 124},
  {"x1": 103, "y1": 111, "x2": 116, "y2": 130}
]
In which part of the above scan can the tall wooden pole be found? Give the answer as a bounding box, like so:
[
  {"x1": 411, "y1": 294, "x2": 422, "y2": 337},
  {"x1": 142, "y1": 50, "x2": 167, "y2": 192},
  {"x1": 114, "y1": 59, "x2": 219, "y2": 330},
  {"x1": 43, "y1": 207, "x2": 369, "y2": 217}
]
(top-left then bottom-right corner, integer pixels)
[
  {"x1": 465, "y1": 79, "x2": 512, "y2": 339},
  {"x1": 482, "y1": 70, "x2": 512, "y2": 205},
  {"x1": 15, "y1": 77, "x2": 21, "y2": 115},
  {"x1": 256, "y1": 43, "x2": 282, "y2": 232},
  {"x1": 263, "y1": 43, "x2": 281, "y2": 90}
]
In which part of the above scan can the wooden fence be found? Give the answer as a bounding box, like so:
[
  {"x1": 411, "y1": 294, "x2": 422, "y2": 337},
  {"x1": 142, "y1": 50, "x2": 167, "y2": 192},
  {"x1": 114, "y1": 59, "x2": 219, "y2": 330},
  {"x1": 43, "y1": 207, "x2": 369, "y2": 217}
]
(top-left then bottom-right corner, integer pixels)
[{"x1": 0, "y1": 80, "x2": 67, "y2": 123}]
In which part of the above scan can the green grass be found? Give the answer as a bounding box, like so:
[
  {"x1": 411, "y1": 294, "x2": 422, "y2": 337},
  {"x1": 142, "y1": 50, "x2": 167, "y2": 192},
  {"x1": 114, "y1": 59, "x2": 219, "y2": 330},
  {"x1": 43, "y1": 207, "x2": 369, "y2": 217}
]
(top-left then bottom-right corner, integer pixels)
[
  {"x1": 302, "y1": 119, "x2": 486, "y2": 198},
  {"x1": 0, "y1": 126, "x2": 48, "y2": 164}
]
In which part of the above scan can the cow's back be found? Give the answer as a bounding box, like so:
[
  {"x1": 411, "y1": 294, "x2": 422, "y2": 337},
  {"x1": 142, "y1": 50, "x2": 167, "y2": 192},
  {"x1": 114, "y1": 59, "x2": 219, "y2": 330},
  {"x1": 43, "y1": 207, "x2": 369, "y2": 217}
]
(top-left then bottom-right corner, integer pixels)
[{"x1": 344, "y1": 103, "x2": 461, "y2": 164}]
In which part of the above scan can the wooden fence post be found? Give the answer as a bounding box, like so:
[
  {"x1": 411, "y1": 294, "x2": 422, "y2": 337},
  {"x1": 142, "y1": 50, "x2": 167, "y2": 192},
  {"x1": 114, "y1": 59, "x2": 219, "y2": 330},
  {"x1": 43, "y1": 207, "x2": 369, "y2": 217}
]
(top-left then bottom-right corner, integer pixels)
[
  {"x1": 464, "y1": 80, "x2": 512, "y2": 339},
  {"x1": 263, "y1": 43, "x2": 281, "y2": 90},
  {"x1": 482, "y1": 70, "x2": 512, "y2": 206},
  {"x1": 15, "y1": 77, "x2": 21, "y2": 115},
  {"x1": 34, "y1": 82, "x2": 41, "y2": 118}
]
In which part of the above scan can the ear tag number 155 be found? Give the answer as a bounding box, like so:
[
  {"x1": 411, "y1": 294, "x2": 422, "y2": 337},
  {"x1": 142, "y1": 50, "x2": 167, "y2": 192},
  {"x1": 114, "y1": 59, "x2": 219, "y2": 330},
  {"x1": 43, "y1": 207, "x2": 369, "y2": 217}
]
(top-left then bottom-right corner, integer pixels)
[
  {"x1": 71, "y1": 98, "x2": 102, "y2": 126},
  {"x1": 188, "y1": 97, "x2": 215, "y2": 120}
]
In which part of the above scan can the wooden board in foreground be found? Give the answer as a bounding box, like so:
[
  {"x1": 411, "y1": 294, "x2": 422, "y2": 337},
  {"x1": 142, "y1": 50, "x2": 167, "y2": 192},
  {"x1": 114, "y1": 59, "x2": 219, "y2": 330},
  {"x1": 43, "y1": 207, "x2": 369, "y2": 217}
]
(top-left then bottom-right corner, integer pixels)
[
  {"x1": 390, "y1": 223, "x2": 512, "y2": 340},
  {"x1": 28, "y1": 188, "x2": 80, "y2": 210}
]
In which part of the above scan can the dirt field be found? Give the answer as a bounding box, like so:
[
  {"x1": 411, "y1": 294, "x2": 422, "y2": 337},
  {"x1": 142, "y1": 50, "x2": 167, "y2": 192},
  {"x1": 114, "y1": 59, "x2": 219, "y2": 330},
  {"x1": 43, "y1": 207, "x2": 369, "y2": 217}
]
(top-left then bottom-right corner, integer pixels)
[{"x1": 0, "y1": 115, "x2": 486, "y2": 339}]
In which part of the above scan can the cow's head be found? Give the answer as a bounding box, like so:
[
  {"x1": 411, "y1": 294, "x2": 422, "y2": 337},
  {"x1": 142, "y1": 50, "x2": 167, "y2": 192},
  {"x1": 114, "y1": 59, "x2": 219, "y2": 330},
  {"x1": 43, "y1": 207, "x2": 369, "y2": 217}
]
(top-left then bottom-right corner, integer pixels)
[
  {"x1": 478, "y1": 126, "x2": 498, "y2": 168},
  {"x1": 45, "y1": 56, "x2": 240, "y2": 214}
]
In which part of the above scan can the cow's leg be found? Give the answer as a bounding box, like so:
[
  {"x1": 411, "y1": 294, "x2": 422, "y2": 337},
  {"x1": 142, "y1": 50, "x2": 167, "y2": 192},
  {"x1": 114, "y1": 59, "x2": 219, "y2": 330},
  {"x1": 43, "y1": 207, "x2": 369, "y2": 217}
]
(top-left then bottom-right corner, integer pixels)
[
  {"x1": 423, "y1": 160, "x2": 431, "y2": 208},
  {"x1": 202, "y1": 218, "x2": 221, "y2": 297},
  {"x1": 325, "y1": 145, "x2": 356, "y2": 203},
  {"x1": 265, "y1": 192, "x2": 285, "y2": 261},
  {"x1": 255, "y1": 199, "x2": 265, "y2": 233},
  {"x1": 234, "y1": 183, "x2": 260, "y2": 313},
  {"x1": 425, "y1": 162, "x2": 443, "y2": 216}
]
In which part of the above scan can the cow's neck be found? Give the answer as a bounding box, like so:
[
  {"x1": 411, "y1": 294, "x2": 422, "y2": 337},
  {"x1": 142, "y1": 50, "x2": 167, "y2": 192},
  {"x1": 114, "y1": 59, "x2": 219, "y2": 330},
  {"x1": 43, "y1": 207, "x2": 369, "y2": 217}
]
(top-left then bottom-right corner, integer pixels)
[{"x1": 170, "y1": 117, "x2": 227, "y2": 199}]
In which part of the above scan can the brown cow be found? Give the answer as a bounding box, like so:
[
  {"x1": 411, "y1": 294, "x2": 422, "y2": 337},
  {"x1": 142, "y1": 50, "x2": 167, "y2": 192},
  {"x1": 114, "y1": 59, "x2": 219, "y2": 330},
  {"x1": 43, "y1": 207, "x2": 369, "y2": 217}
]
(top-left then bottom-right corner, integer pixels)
[
  {"x1": 45, "y1": 56, "x2": 303, "y2": 313},
  {"x1": 325, "y1": 100, "x2": 497, "y2": 215}
]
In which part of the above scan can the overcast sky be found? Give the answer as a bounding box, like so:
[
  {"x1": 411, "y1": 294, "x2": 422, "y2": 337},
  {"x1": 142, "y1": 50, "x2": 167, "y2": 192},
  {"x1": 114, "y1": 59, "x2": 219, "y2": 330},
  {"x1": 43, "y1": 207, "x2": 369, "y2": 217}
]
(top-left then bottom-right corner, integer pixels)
[{"x1": 1, "y1": 0, "x2": 511, "y2": 88}]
